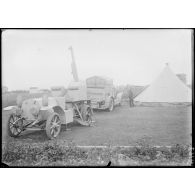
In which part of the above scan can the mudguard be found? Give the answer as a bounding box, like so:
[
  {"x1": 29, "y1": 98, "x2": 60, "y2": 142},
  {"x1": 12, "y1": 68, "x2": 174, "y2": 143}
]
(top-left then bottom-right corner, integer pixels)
[{"x1": 3, "y1": 106, "x2": 17, "y2": 112}]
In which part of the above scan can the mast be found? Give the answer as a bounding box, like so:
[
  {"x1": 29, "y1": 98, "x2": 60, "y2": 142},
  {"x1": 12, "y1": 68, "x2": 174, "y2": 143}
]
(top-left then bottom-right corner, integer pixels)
[{"x1": 68, "y1": 46, "x2": 79, "y2": 82}]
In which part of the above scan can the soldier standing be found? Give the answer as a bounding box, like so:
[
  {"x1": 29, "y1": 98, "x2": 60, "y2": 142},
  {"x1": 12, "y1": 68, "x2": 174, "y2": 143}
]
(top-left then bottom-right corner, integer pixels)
[{"x1": 128, "y1": 87, "x2": 134, "y2": 107}]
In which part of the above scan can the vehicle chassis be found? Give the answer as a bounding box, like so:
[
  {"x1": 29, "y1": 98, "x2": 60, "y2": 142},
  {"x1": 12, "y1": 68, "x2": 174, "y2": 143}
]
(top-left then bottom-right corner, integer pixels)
[{"x1": 6, "y1": 98, "x2": 93, "y2": 139}]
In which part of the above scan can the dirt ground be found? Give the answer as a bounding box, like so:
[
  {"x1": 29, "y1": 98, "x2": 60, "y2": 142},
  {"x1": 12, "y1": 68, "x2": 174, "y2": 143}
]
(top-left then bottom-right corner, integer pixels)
[{"x1": 2, "y1": 103, "x2": 192, "y2": 146}]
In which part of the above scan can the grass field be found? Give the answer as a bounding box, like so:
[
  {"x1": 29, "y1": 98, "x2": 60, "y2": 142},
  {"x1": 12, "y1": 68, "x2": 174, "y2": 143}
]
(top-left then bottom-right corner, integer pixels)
[
  {"x1": 2, "y1": 103, "x2": 192, "y2": 146},
  {"x1": 2, "y1": 103, "x2": 192, "y2": 166}
]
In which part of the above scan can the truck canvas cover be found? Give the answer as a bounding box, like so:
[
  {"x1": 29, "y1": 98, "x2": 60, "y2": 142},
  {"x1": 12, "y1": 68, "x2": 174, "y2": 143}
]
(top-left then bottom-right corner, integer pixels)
[{"x1": 86, "y1": 76, "x2": 113, "y2": 88}]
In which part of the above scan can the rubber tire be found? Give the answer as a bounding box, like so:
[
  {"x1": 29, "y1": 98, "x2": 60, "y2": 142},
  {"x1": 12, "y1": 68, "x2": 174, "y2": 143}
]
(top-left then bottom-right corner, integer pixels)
[
  {"x1": 46, "y1": 112, "x2": 61, "y2": 139},
  {"x1": 108, "y1": 98, "x2": 114, "y2": 112}
]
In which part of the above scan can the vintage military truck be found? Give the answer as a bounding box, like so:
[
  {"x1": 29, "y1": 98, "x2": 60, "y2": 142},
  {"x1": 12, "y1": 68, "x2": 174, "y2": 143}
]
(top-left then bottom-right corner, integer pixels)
[
  {"x1": 4, "y1": 95, "x2": 73, "y2": 139},
  {"x1": 3, "y1": 47, "x2": 93, "y2": 139},
  {"x1": 86, "y1": 76, "x2": 122, "y2": 111},
  {"x1": 4, "y1": 86, "x2": 93, "y2": 140}
]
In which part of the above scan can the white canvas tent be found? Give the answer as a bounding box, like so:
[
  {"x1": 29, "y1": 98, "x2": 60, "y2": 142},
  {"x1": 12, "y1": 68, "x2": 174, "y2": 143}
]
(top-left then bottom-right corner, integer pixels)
[{"x1": 134, "y1": 65, "x2": 192, "y2": 103}]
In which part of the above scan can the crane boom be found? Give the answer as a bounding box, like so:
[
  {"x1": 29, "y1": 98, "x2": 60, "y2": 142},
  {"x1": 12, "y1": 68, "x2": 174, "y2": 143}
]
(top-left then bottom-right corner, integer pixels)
[{"x1": 69, "y1": 46, "x2": 79, "y2": 82}]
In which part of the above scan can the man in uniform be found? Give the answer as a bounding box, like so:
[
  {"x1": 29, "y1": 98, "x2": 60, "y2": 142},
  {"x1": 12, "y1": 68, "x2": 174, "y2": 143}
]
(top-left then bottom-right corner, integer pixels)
[{"x1": 128, "y1": 86, "x2": 134, "y2": 107}]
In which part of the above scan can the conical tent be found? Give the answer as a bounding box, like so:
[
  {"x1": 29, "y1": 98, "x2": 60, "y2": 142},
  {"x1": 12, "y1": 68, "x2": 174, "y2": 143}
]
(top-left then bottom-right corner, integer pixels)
[{"x1": 134, "y1": 65, "x2": 192, "y2": 102}]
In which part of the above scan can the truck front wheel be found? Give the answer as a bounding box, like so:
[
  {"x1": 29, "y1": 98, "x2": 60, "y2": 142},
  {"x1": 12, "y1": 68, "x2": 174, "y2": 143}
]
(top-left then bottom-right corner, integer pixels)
[{"x1": 46, "y1": 112, "x2": 61, "y2": 139}]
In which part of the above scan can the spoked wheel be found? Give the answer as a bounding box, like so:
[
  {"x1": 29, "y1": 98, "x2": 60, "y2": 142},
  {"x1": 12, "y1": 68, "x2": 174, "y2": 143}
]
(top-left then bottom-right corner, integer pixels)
[
  {"x1": 85, "y1": 107, "x2": 93, "y2": 125},
  {"x1": 7, "y1": 113, "x2": 23, "y2": 137},
  {"x1": 81, "y1": 105, "x2": 93, "y2": 126},
  {"x1": 108, "y1": 98, "x2": 114, "y2": 112},
  {"x1": 46, "y1": 112, "x2": 61, "y2": 139}
]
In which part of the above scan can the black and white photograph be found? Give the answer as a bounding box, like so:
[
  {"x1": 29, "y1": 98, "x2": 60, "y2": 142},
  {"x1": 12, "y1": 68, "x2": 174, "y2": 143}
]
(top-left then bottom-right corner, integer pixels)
[{"x1": 1, "y1": 29, "x2": 193, "y2": 167}]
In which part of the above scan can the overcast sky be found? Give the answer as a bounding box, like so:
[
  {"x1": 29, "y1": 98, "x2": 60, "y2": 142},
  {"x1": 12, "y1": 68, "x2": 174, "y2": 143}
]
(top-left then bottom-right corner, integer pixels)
[{"x1": 2, "y1": 29, "x2": 192, "y2": 91}]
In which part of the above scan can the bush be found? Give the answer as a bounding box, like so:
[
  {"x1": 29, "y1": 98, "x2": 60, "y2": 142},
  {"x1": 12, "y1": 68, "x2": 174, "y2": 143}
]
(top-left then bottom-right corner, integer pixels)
[
  {"x1": 2, "y1": 142, "x2": 42, "y2": 164},
  {"x1": 2, "y1": 141, "x2": 88, "y2": 166},
  {"x1": 2, "y1": 140, "x2": 191, "y2": 166},
  {"x1": 43, "y1": 142, "x2": 64, "y2": 162},
  {"x1": 170, "y1": 144, "x2": 190, "y2": 158}
]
